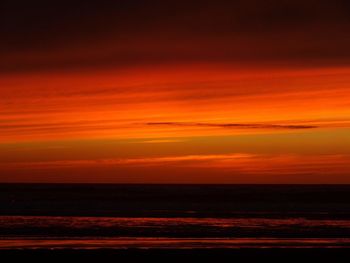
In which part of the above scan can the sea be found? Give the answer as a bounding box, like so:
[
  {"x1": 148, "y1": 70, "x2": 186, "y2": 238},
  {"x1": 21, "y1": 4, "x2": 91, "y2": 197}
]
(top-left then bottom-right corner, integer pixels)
[{"x1": 1, "y1": 184, "x2": 350, "y2": 250}]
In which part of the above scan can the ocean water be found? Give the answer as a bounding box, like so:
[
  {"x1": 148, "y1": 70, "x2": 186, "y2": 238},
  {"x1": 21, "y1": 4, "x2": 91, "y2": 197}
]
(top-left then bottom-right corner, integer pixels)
[{"x1": 1, "y1": 184, "x2": 350, "y2": 249}]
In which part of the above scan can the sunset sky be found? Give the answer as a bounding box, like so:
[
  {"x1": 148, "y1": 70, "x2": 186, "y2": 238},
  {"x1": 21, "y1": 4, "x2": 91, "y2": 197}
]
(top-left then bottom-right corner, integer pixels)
[{"x1": 1, "y1": 1, "x2": 350, "y2": 183}]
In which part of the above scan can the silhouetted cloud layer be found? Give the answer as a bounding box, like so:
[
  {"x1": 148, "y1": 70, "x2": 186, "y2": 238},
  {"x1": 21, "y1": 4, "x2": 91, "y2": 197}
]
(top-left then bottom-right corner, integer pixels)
[{"x1": 1, "y1": 0, "x2": 350, "y2": 72}]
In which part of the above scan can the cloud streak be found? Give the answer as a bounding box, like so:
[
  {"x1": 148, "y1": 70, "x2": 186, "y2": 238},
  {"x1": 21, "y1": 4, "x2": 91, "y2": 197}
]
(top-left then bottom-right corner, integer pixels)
[
  {"x1": 145, "y1": 122, "x2": 318, "y2": 130},
  {"x1": 0, "y1": 153, "x2": 255, "y2": 169}
]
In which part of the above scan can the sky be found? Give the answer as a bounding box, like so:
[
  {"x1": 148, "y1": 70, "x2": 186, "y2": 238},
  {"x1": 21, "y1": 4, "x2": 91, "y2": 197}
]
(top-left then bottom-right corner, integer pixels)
[{"x1": 1, "y1": 0, "x2": 350, "y2": 183}]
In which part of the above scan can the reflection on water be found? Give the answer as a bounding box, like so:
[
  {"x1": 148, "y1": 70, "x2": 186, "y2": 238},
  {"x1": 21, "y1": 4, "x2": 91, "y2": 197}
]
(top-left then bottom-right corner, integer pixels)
[
  {"x1": 1, "y1": 216, "x2": 350, "y2": 249},
  {"x1": 2, "y1": 216, "x2": 350, "y2": 229},
  {"x1": 2, "y1": 238, "x2": 350, "y2": 249}
]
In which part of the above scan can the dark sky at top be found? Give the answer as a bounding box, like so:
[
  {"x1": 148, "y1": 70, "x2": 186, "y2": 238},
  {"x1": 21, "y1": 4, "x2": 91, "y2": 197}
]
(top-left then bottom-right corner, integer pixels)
[{"x1": 1, "y1": 0, "x2": 350, "y2": 72}]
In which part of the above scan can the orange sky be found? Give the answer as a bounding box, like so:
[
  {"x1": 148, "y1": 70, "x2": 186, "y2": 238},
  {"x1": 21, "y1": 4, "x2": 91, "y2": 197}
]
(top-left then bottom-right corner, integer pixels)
[
  {"x1": 1, "y1": 1, "x2": 350, "y2": 183},
  {"x1": 1, "y1": 64, "x2": 350, "y2": 183}
]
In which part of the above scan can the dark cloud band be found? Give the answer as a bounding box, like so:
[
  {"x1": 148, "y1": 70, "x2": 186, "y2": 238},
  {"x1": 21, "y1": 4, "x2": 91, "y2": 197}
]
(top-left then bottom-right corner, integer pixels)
[{"x1": 146, "y1": 122, "x2": 318, "y2": 130}]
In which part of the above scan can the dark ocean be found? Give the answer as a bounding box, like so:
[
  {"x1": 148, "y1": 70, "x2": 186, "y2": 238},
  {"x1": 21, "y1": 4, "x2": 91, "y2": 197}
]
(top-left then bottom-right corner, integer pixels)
[{"x1": 1, "y1": 184, "x2": 350, "y2": 249}]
